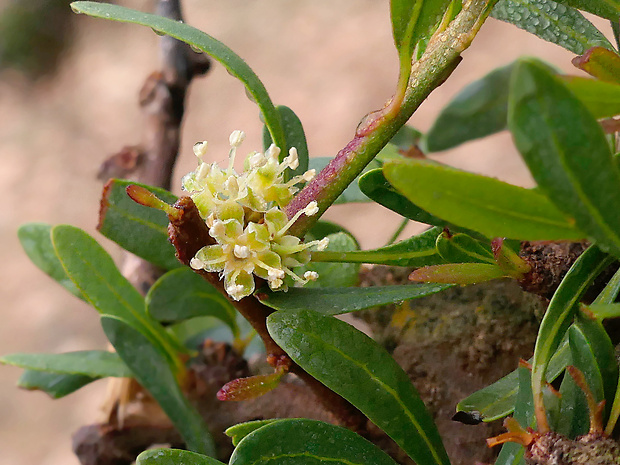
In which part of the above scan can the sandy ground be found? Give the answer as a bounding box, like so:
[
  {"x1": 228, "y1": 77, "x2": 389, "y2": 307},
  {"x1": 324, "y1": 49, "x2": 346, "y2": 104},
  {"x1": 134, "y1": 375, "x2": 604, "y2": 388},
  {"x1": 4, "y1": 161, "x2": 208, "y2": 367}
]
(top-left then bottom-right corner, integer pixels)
[{"x1": 0, "y1": 1, "x2": 611, "y2": 464}]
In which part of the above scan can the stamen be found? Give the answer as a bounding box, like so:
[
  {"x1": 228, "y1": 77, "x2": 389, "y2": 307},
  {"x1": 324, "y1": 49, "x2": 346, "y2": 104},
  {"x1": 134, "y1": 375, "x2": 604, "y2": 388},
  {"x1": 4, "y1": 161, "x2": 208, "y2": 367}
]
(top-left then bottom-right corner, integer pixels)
[
  {"x1": 249, "y1": 151, "x2": 266, "y2": 168},
  {"x1": 234, "y1": 245, "x2": 251, "y2": 259},
  {"x1": 229, "y1": 130, "x2": 246, "y2": 148},
  {"x1": 193, "y1": 141, "x2": 208, "y2": 159},
  {"x1": 265, "y1": 144, "x2": 280, "y2": 160},
  {"x1": 304, "y1": 271, "x2": 319, "y2": 281},
  {"x1": 303, "y1": 201, "x2": 319, "y2": 216},
  {"x1": 286, "y1": 148, "x2": 299, "y2": 169}
]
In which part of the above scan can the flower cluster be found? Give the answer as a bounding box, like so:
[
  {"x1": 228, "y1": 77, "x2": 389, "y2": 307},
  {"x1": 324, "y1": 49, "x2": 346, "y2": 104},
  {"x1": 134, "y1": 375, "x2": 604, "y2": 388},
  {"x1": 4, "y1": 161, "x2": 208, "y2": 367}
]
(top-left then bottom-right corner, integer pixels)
[{"x1": 182, "y1": 130, "x2": 328, "y2": 300}]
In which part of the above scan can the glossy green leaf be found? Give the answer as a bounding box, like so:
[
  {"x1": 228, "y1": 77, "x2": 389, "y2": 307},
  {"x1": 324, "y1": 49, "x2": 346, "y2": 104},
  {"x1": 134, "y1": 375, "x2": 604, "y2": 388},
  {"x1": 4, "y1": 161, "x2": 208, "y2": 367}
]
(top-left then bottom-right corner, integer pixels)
[
  {"x1": 263, "y1": 106, "x2": 309, "y2": 176},
  {"x1": 98, "y1": 179, "x2": 180, "y2": 270},
  {"x1": 71, "y1": 2, "x2": 285, "y2": 150},
  {"x1": 491, "y1": 0, "x2": 613, "y2": 54},
  {"x1": 18, "y1": 223, "x2": 84, "y2": 300},
  {"x1": 17, "y1": 370, "x2": 96, "y2": 399},
  {"x1": 391, "y1": 0, "x2": 451, "y2": 66},
  {"x1": 231, "y1": 418, "x2": 399, "y2": 465},
  {"x1": 563, "y1": 76, "x2": 620, "y2": 118},
  {"x1": 557, "y1": 365, "x2": 589, "y2": 437},
  {"x1": 51, "y1": 225, "x2": 185, "y2": 370},
  {"x1": 574, "y1": 311, "x2": 618, "y2": 410},
  {"x1": 435, "y1": 232, "x2": 495, "y2": 264},
  {"x1": 383, "y1": 159, "x2": 583, "y2": 240},
  {"x1": 530, "y1": 246, "x2": 612, "y2": 423},
  {"x1": 311, "y1": 227, "x2": 444, "y2": 267},
  {"x1": 298, "y1": 233, "x2": 360, "y2": 288},
  {"x1": 147, "y1": 268, "x2": 238, "y2": 337},
  {"x1": 258, "y1": 283, "x2": 453, "y2": 315},
  {"x1": 225, "y1": 420, "x2": 283, "y2": 447},
  {"x1": 457, "y1": 339, "x2": 570, "y2": 422},
  {"x1": 359, "y1": 169, "x2": 455, "y2": 226},
  {"x1": 426, "y1": 63, "x2": 514, "y2": 152},
  {"x1": 557, "y1": 0, "x2": 620, "y2": 22},
  {"x1": 102, "y1": 315, "x2": 215, "y2": 456},
  {"x1": 572, "y1": 46, "x2": 620, "y2": 84},
  {"x1": 509, "y1": 59, "x2": 620, "y2": 258},
  {"x1": 0, "y1": 351, "x2": 131, "y2": 378},
  {"x1": 267, "y1": 311, "x2": 450, "y2": 465},
  {"x1": 593, "y1": 266, "x2": 620, "y2": 304},
  {"x1": 137, "y1": 449, "x2": 225, "y2": 465}
]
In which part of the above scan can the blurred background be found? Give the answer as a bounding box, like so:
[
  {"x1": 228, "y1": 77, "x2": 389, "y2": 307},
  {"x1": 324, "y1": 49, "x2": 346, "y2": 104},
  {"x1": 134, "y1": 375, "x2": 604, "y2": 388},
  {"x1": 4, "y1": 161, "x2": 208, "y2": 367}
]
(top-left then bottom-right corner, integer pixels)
[{"x1": 0, "y1": 1, "x2": 610, "y2": 463}]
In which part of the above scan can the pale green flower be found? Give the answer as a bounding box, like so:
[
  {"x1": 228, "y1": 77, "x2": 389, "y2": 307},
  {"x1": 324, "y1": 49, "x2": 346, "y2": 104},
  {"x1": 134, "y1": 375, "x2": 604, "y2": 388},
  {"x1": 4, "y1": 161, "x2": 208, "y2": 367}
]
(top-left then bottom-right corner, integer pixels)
[{"x1": 184, "y1": 131, "x2": 327, "y2": 300}]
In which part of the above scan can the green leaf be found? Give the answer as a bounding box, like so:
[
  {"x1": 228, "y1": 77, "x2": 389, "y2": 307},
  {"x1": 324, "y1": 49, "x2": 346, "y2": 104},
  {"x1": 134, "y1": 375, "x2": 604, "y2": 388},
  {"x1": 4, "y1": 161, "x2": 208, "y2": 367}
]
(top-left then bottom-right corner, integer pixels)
[
  {"x1": 572, "y1": 46, "x2": 620, "y2": 84},
  {"x1": 491, "y1": 0, "x2": 613, "y2": 54},
  {"x1": 311, "y1": 227, "x2": 444, "y2": 267},
  {"x1": 557, "y1": 365, "x2": 590, "y2": 437},
  {"x1": 425, "y1": 63, "x2": 514, "y2": 152},
  {"x1": 383, "y1": 159, "x2": 583, "y2": 240},
  {"x1": 17, "y1": 370, "x2": 96, "y2": 399},
  {"x1": 18, "y1": 223, "x2": 84, "y2": 300},
  {"x1": 137, "y1": 449, "x2": 226, "y2": 465},
  {"x1": 509, "y1": 59, "x2": 620, "y2": 258},
  {"x1": 435, "y1": 232, "x2": 495, "y2": 264},
  {"x1": 298, "y1": 233, "x2": 360, "y2": 288},
  {"x1": 258, "y1": 283, "x2": 453, "y2": 315},
  {"x1": 359, "y1": 169, "x2": 453, "y2": 226},
  {"x1": 573, "y1": 311, "x2": 618, "y2": 411},
  {"x1": 267, "y1": 311, "x2": 450, "y2": 465},
  {"x1": 563, "y1": 76, "x2": 620, "y2": 118},
  {"x1": 391, "y1": 0, "x2": 451, "y2": 65},
  {"x1": 230, "y1": 419, "x2": 399, "y2": 465},
  {"x1": 98, "y1": 179, "x2": 180, "y2": 270},
  {"x1": 409, "y1": 263, "x2": 508, "y2": 284},
  {"x1": 1, "y1": 351, "x2": 132, "y2": 378},
  {"x1": 102, "y1": 315, "x2": 215, "y2": 456},
  {"x1": 51, "y1": 225, "x2": 185, "y2": 370},
  {"x1": 586, "y1": 303, "x2": 620, "y2": 319},
  {"x1": 263, "y1": 106, "x2": 309, "y2": 176},
  {"x1": 71, "y1": 2, "x2": 285, "y2": 150},
  {"x1": 225, "y1": 420, "x2": 283, "y2": 447},
  {"x1": 530, "y1": 246, "x2": 612, "y2": 423},
  {"x1": 456, "y1": 338, "x2": 570, "y2": 422},
  {"x1": 557, "y1": 0, "x2": 620, "y2": 22},
  {"x1": 147, "y1": 268, "x2": 239, "y2": 337}
]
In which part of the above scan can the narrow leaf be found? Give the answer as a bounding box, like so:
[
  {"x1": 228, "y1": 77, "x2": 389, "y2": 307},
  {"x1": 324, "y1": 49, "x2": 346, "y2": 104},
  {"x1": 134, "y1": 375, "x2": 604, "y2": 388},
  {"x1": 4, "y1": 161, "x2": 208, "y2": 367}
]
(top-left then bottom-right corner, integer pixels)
[
  {"x1": 1, "y1": 351, "x2": 131, "y2": 378},
  {"x1": 258, "y1": 283, "x2": 453, "y2": 315},
  {"x1": 102, "y1": 315, "x2": 215, "y2": 456},
  {"x1": 267, "y1": 311, "x2": 450, "y2": 465},
  {"x1": 311, "y1": 227, "x2": 445, "y2": 267},
  {"x1": 18, "y1": 223, "x2": 84, "y2": 299},
  {"x1": 383, "y1": 159, "x2": 583, "y2": 240},
  {"x1": 491, "y1": 0, "x2": 613, "y2": 54},
  {"x1": 137, "y1": 449, "x2": 226, "y2": 465},
  {"x1": 425, "y1": 63, "x2": 514, "y2": 152},
  {"x1": 509, "y1": 59, "x2": 620, "y2": 258},
  {"x1": 263, "y1": 105, "x2": 309, "y2": 177},
  {"x1": 147, "y1": 268, "x2": 239, "y2": 337},
  {"x1": 230, "y1": 419, "x2": 400, "y2": 465},
  {"x1": 71, "y1": 2, "x2": 286, "y2": 149},
  {"x1": 409, "y1": 263, "x2": 507, "y2": 284},
  {"x1": 51, "y1": 225, "x2": 185, "y2": 369},
  {"x1": 225, "y1": 420, "x2": 282, "y2": 447},
  {"x1": 98, "y1": 179, "x2": 180, "y2": 270},
  {"x1": 530, "y1": 246, "x2": 612, "y2": 429},
  {"x1": 586, "y1": 303, "x2": 620, "y2": 319},
  {"x1": 17, "y1": 370, "x2": 96, "y2": 399}
]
